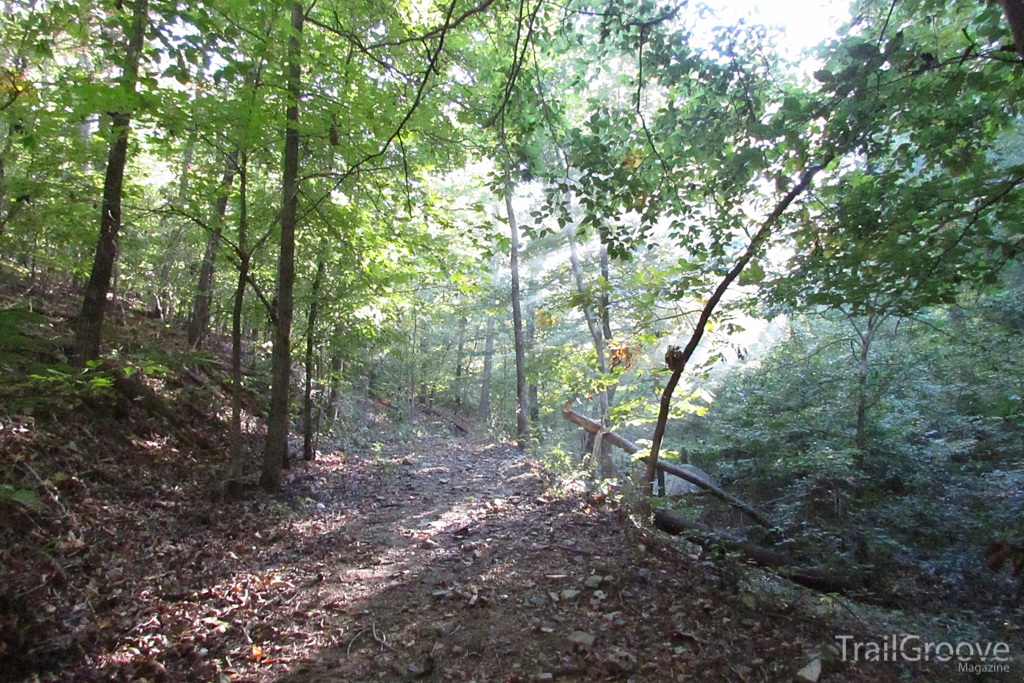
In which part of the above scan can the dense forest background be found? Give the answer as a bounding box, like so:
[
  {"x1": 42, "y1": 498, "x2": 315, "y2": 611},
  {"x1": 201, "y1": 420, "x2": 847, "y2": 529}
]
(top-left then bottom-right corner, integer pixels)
[{"x1": 3, "y1": 0, "x2": 1024, "y2": 677}]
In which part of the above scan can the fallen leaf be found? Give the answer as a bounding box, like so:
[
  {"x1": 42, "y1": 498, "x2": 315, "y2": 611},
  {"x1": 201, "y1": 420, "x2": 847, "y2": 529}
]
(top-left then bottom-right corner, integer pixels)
[
  {"x1": 568, "y1": 631, "x2": 595, "y2": 647},
  {"x1": 796, "y1": 659, "x2": 821, "y2": 683}
]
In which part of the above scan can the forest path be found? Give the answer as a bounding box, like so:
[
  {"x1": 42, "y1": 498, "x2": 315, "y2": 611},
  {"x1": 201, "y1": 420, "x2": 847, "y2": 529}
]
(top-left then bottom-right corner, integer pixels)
[
  {"x1": 38, "y1": 429, "x2": 910, "y2": 683},
  {"x1": 247, "y1": 434, "x2": 895, "y2": 683},
  {"x1": 267, "y1": 434, "x2": 697, "y2": 683},
  {"x1": 5, "y1": 352, "x2": 795, "y2": 683}
]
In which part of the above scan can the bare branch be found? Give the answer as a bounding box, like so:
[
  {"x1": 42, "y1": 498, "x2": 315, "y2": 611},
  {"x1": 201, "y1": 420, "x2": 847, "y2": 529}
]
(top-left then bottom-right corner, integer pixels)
[{"x1": 642, "y1": 156, "x2": 835, "y2": 499}]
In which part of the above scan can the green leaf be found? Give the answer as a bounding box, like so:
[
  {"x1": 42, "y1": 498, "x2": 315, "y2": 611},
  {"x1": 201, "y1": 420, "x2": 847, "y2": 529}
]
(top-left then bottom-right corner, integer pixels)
[
  {"x1": 883, "y1": 31, "x2": 904, "y2": 59},
  {"x1": 848, "y1": 42, "x2": 880, "y2": 61},
  {"x1": 11, "y1": 489, "x2": 39, "y2": 507},
  {"x1": 1, "y1": 485, "x2": 39, "y2": 509},
  {"x1": 739, "y1": 260, "x2": 765, "y2": 286}
]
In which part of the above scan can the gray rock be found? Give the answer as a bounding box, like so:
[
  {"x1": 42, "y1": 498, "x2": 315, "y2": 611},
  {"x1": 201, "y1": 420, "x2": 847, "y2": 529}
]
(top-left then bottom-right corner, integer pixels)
[
  {"x1": 568, "y1": 631, "x2": 595, "y2": 647},
  {"x1": 659, "y1": 464, "x2": 716, "y2": 496}
]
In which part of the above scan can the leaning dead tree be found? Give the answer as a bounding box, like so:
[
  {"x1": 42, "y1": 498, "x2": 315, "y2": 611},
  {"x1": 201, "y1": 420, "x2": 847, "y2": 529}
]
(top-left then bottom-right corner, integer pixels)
[
  {"x1": 550, "y1": 148, "x2": 851, "y2": 599},
  {"x1": 562, "y1": 408, "x2": 774, "y2": 530},
  {"x1": 641, "y1": 160, "x2": 832, "y2": 498},
  {"x1": 559, "y1": 161, "x2": 833, "y2": 501},
  {"x1": 562, "y1": 408, "x2": 859, "y2": 593}
]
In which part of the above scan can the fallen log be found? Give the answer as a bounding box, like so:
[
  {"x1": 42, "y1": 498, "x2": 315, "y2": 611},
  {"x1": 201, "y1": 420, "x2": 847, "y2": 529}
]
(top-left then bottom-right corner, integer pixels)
[
  {"x1": 653, "y1": 509, "x2": 859, "y2": 594},
  {"x1": 656, "y1": 460, "x2": 774, "y2": 530},
  {"x1": 561, "y1": 409, "x2": 773, "y2": 529},
  {"x1": 561, "y1": 409, "x2": 639, "y2": 454},
  {"x1": 423, "y1": 404, "x2": 470, "y2": 435},
  {"x1": 654, "y1": 509, "x2": 790, "y2": 566}
]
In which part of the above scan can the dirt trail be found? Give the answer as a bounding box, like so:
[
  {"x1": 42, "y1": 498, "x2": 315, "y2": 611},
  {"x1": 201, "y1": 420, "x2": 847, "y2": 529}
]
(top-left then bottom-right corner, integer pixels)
[
  {"x1": 12, "y1": 428, "x2": 975, "y2": 682},
  {"x1": 207, "y1": 435, "x2": 909, "y2": 683}
]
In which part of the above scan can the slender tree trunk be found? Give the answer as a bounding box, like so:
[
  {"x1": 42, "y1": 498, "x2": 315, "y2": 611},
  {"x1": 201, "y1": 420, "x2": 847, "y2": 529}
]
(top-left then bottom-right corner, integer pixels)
[
  {"x1": 73, "y1": 0, "x2": 148, "y2": 364},
  {"x1": 599, "y1": 245, "x2": 617, "y2": 410},
  {"x1": 151, "y1": 137, "x2": 195, "y2": 320},
  {"x1": 600, "y1": 245, "x2": 613, "y2": 340},
  {"x1": 526, "y1": 306, "x2": 539, "y2": 426},
  {"x1": 77, "y1": 51, "x2": 93, "y2": 173},
  {"x1": 0, "y1": 138, "x2": 7, "y2": 238},
  {"x1": 303, "y1": 255, "x2": 325, "y2": 461},
  {"x1": 325, "y1": 359, "x2": 343, "y2": 431},
  {"x1": 151, "y1": 226, "x2": 177, "y2": 319},
  {"x1": 409, "y1": 312, "x2": 418, "y2": 418},
  {"x1": 563, "y1": 225, "x2": 606, "y2": 367},
  {"x1": 226, "y1": 154, "x2": 250, "y2": 499},
  {"x1": 504, "y1": 164, "x2": 529, "y2": 449},
  {"x1": 853, "y1": 315, "x2": 877, "y2": 465},
  {"x1": 323, "y1": 322, "x2": 344, "y2": 433},
  {"x1": 189, "y1": 152, "x2": 238, "y2": 348},
  {"x1": 563, "y1": 218, "x2": 613, "y2": 477},
  {"x1": 0, "y1": 123, "x2": 22, "y2": 237},
  {"x1": 480, "y1": 316, "x2": 495, "y2": 425},
  {"x1": 854, "y1": 352, "x2": 869, "y2": 454},
  {"x1": 261, "y1": 1, "x2": 304, "y2": 493},
  {"x1": 1001, "y1": 0, "x2": 1024, "y2": 59},
  {"x1": 419, "y1": 325, "x2": 429, "y2": 407},
  {"x1": 642, "y1": 161, "x2": 831, "y2": 498},
  {"x1": 454, "y1": 314, "x2": 467, "y2": 410}
]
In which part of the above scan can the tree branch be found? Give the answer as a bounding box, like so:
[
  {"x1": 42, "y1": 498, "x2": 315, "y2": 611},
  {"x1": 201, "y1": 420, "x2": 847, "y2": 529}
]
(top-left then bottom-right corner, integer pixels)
[
  {"x1": 642, "y1": 156, "x2": 834, "y2": 499},
  {"x1": 299, "y1": 0, "x2": 461, "y2": 221}
]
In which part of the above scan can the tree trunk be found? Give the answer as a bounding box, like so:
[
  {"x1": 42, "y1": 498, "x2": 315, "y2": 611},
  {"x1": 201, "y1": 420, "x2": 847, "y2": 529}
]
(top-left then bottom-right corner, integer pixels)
[
  {"x1": 74, "y1": 0, "x2": 148, "y2": 364},
  {"x1": 151, "y1": 137, "x2": 196, "y2": 321},
  {"x1": 1001, "y1": 0, "x2": 1024, "y2": 59},
  {"x1": 409, "y1": 312, "x2": 418, "y2": 418},
  {"x1": 323, "y1": 322, "x2": 344, "y2": 434},
  {"x1": 600, "y1": 245, "x2": 613, "y2": 340},
  {"x1": 226, "y1": 154, "x2": 250, "y2": 499},
  {"x1": 653, "y1": 509, "x2": 858, "y2": 593},
  {"x1": 0, "y1": 122, "x2": 27, "y2": 237},
  {"x1": 562, "y1": 408, "x2": 638, "y2": 454},
  {"x1": 657, "y1": 459, "x2": 774, "y2": 529},
  {"x1": 643, "y1": 161, "x2": 831, "y2": 498},
  {"x1": 562, "y1": 406, "x2": 772, "y2": 527},
  {"x1": 0, "y1": 140, "x2": 7, "y2": 239},
  {"x1": 303, "y1": 255, "x2": 325, "y2": 461},
  {"x1": 563, "y1": 214, "x2": 613, "y2": 477},
  {"x1": 529, "y1": 384, "x2": 539, "y2": 424},
  {"x1": 188, "y1": 152, "x2": 238, "y2": 348},
  {"x1": 599, "y1": 245, "x2": 617, "y2": 410},
  {"x1": 526, "y1": 306, "x2": 539, "y2": 426},
  {"x1": 261, "y1": 1, "x2": 304, "y2": 493},
  {"x1": 854, "y1": 349, "x2": 869, "y2": 454},
  {"x1": 504, "y1": 163, "x2": 530, "y2": 449},
  {"x1": 454, "y1": 314, "x2": 467, "y2": 410},
  {"x1": 479, "y1": 315, "x2": 495, "y2": 425},
  {"x1": 852, "y1": 315, "x2": 877, "y2": 466},
  {"x1": 419, "y1": 323, "x2": 429, "y2": 407}
]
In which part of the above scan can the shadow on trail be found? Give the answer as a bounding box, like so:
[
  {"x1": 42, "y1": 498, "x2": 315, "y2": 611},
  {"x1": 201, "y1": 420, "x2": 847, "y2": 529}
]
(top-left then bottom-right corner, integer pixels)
[{"x1": 260, "y1": 439, "x2": 917, "y2": 683}]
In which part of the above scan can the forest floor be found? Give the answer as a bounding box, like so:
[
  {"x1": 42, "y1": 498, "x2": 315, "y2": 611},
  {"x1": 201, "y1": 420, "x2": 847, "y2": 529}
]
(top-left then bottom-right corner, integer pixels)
[
  {"x1": 1, "y1": 274, "x2": 1020, "y2": 683},
  {"x1": 4, "y1": 402, "x2": 1019, "y2": 683}
]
